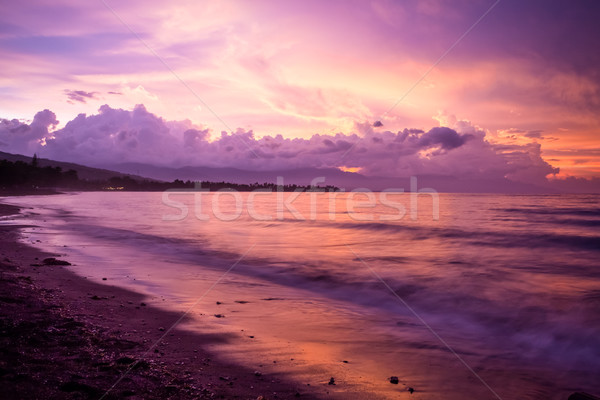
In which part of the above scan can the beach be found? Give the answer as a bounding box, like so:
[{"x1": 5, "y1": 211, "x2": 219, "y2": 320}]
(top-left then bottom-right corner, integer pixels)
[{"x1": 0, "y1": 202, "x2": 326, "y2": 399}]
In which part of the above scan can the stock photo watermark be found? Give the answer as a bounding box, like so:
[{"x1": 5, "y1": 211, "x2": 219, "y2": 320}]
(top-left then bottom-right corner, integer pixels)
[{"x1": 162, "y1": 176, "x2": 439, "y2": 222}]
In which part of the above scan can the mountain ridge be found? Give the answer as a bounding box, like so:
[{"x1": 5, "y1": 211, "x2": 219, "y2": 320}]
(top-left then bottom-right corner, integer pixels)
[
  {"x1": 0, "y1": 151, "x2": 149, "y2": 182},
  {"x1": 4, "y1": 151, "x2": 595, "y2": 193},
  {"x1": 102, "y1": 162, "x2": 554, "y2": 193}
]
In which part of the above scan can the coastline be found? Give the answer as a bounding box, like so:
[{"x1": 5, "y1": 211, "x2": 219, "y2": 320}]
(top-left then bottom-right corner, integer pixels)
[{"x1": 0, "y1": 201, "x2": 324, "y2": 399}]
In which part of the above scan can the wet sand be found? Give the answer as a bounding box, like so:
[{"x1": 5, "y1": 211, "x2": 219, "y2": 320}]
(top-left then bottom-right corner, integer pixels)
[{"x1": 0, "y1": 202, "x2": 328, "y2": 399}]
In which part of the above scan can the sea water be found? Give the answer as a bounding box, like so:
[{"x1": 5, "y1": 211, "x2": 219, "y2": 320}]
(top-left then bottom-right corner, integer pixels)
[{"x1": 6, "y1": 191, "x2": 600, "y2": 399}]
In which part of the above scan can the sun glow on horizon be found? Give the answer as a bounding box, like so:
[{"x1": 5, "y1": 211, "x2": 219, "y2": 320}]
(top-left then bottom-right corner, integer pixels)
[{"x1": 339, "y1": 166, "x2": 362, "y2": 174}]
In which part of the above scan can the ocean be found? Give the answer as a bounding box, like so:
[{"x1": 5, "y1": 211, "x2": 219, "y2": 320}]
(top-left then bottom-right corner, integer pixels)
[{"x1": 5, "y1": 191, "x2": 600, "y2": 399}]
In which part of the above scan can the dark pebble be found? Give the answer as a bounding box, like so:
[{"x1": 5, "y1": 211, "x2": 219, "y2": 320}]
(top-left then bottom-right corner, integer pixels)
[
  {"x1": 59, "y1": 381, "x2": 100, "y2": 396},
  {"x1": 43, "y1": 257, "x2": 71, "y2": 266},
  {"x1": 116, "y1": 356, "x2": 135, "y2": 365}
]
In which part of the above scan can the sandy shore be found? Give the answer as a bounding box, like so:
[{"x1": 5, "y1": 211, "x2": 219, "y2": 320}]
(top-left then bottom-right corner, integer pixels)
[{"x1": 0, "y1": 202, "x2": 322, "y2": 399}]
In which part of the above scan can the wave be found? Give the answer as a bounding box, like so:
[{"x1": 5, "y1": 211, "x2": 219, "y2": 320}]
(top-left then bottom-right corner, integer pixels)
[
  {"x1": 498, "y1": 207, "x2": 600, "y2": 217},
  {"x1": 27, "y1": 196, "x2": 600, "y2": 375},
  {"x1": 330, "y1": 220, "x2": 600, "y2": 251}
]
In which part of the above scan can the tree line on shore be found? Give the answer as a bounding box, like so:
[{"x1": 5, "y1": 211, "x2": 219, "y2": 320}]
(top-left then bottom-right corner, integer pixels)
[{"x1": 0, "y1": 156, "x2": 339, "y2": 192}]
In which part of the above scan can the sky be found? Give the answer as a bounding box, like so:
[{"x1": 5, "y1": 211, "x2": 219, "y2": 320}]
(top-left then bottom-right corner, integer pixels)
[{"x1": 1, "y1": 0, "x2": 599, "y2": 187}]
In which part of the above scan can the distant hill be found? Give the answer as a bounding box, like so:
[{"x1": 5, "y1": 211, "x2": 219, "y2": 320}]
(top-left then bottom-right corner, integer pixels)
[
  {"x1": 0, "y1": 151, "x2": 151, "y2": 182},
  {"x1": 104, "y1": 162, "x2": 554, "y2": 193},
  {"x1": 105, "y1": 163, "x2": 361, "y2": 187},
  {"x1": 0, "y1": 151, "x2": 573, "y2": 193},
  {"x1": 0, "y1": 152, "x2": 338, "y2": 192}
]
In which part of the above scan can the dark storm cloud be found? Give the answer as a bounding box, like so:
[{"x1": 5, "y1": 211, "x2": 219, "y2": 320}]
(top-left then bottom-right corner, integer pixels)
[{"x1": 64, "y1": 90, "x2": 98, "y2": 103}]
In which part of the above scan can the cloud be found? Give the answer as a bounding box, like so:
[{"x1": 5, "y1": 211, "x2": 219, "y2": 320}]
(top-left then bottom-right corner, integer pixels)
[
  {"x1": 418, "y1": 126, "x2": 470, "y2": 150},
  {"x1": 0, "y1": 109, "x2": 58, "y2": 154},
  {"x1": 65, "y1": 89, "x2": 98, "y2": 104},
  {"x1": 524, "y1": 130, "x2": 543, "y2": 139},
  {"x1": 0, "y1": 105, "x2": 561, "y2": 185}
]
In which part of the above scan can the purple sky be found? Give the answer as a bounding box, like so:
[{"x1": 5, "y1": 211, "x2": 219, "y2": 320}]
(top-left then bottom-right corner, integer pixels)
[{"x1": 1, "y1": 0, "x2": 599, "y2": 185}]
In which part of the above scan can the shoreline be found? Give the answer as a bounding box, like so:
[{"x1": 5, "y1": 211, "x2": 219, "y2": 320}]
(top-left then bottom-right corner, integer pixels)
[{"x1": 0, "y1": 202, "x2": 326, "y2": 399}]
